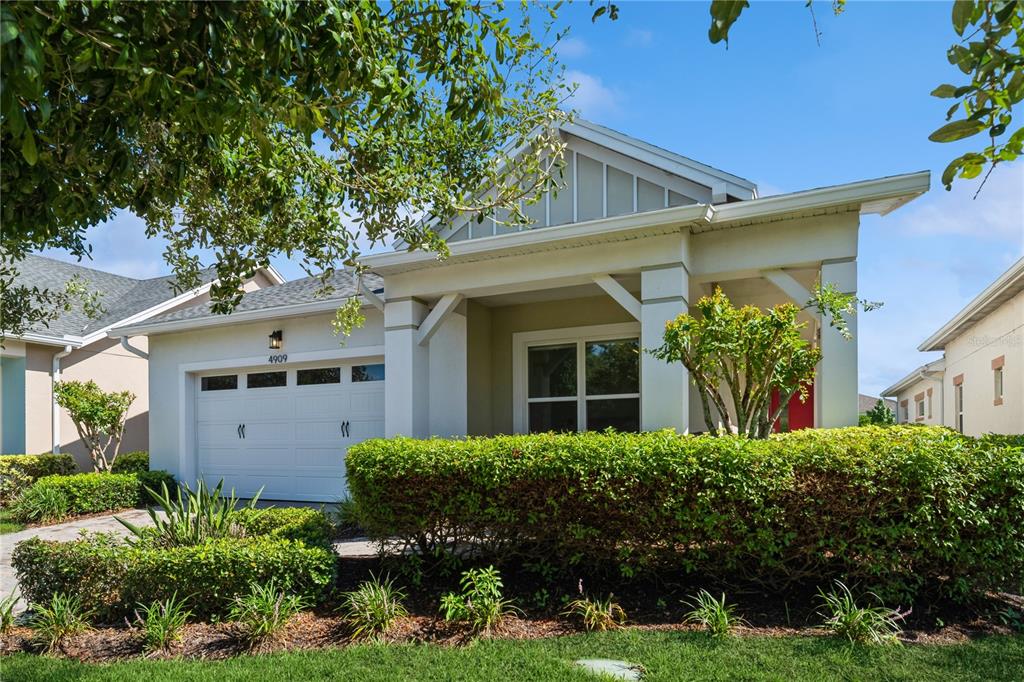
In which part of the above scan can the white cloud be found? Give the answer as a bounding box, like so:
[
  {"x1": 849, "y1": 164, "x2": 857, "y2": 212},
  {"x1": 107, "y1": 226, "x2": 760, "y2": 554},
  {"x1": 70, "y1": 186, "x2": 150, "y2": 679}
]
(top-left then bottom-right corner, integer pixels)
[
  {"x1": 557, "y1": 36, "x2": 589, "y2": 59},
  {"x1": 624, "y1": 28, "x2": 654, "y2": 48},
  {"x1": 896, "y1": 162, "x2": 1024, "y2": 240},
  {"x1": 563, "y1": 69, "x2": 621, "y2": 120}
]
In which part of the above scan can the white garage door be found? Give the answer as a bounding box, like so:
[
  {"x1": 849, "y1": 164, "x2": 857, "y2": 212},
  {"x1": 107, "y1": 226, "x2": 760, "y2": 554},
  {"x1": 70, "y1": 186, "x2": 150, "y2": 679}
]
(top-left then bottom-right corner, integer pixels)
[{"x1": 195, "y1": 362, "x2": 384, "y2": 502}]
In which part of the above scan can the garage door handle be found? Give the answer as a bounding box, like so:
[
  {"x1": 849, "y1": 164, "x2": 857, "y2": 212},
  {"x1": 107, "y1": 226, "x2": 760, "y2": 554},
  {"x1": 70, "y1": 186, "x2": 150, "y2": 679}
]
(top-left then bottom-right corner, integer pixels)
[
  {"x1": 241, "y1": 424, "x2": 246, "y2": 439},
  {"x1": 237, "y1": 424, "x2": 242, "y2": 439},
  {"x1": 341, "y1": 420, "x2": 349, "y2": 438}
]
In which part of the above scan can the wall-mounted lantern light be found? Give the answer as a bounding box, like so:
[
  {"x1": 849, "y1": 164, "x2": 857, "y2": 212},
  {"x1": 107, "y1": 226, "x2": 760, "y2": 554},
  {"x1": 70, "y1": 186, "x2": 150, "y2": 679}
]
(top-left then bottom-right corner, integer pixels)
[{"x1": 269, "y1": 330, "x2": 283, "y2": 350}]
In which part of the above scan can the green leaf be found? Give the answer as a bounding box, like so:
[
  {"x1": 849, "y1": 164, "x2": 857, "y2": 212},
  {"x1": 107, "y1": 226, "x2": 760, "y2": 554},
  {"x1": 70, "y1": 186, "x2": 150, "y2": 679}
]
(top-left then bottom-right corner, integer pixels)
[
  {"x1": 21, "y1": 130, "x2": 37, "y2": 165},
  {"x1": 951, "y1": 0, "x2": 975, "y2": 36},
  {"x1": 928, "y1": 119, "x2": 986, "y2": 143},
  {"x1": 0, "y1": 20, "x2": 17, "y2": 45},
  {"x1": 931, "y1": 84, "x2": 958, "y2": 99}
]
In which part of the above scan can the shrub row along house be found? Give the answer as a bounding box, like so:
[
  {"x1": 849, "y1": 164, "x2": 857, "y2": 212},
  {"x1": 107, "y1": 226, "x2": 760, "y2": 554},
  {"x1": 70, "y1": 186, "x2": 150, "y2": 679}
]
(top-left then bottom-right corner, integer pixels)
[
  {"x1": 882, "y1": 257, "x2": 1023, "y2": 436},
  {"x1": 97, "y1": 120, "x2": 931, "y2": 502},
  {"x1": 0, "y1": 256, "x2": 282, "y2": 469}
]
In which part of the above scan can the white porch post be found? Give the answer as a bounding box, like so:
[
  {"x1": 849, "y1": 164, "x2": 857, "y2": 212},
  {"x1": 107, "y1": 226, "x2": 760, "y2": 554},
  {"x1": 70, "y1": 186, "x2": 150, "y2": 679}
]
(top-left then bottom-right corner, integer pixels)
[
  {"x1": 427, "y1": 301, "x2": 468, "y2": 437},
  {"x1": 640, "y1": 251, "x2": 690, "y2": 432},
  {"x1": 384, "y1": 298, "x2": 429, "y2": 437},
  {"x1": 818, "y1": 258, "x2": 858, "y2": 427}
]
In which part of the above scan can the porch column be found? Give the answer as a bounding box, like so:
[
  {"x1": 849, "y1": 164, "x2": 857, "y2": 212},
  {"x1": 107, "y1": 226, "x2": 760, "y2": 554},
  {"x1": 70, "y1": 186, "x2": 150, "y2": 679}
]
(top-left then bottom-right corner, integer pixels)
[
  {"x1": 427, "y1": 301, "x2": 468, "y2": 437},
  {"x1": 640, "y1": 262, "x2": 690, "y2": 433},
  {"x1": 384, "y1": 299, "x2": 429, "y2": 437},
  {"x1": 818, "y1": 258, "x2": 858, "y2": 427}
]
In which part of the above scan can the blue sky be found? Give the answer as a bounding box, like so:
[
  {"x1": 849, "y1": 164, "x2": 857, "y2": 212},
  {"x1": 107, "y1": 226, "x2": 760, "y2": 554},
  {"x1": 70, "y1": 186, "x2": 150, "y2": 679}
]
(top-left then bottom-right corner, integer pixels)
[{"x1": 41, "y1": 1, "x2": 1023, "y2": 397}]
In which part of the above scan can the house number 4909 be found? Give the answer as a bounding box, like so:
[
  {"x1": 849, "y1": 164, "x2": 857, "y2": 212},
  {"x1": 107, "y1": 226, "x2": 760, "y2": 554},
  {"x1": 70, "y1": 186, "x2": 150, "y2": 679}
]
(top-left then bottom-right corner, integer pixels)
[{"x1": 268, "y1": 354, "x2": 288, "y2": 364}]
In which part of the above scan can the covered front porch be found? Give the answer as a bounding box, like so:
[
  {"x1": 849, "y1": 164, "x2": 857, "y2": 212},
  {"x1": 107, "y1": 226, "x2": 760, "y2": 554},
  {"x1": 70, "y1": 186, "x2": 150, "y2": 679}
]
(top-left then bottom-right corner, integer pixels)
[{"x1": 364, "y1": 198, "x2": 865, "y2": 438}]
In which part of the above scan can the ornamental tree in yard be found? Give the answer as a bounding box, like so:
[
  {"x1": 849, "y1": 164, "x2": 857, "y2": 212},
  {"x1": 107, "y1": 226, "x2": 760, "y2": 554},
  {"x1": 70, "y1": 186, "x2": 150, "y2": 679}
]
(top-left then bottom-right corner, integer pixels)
[
  {"x1": 651, "y1": 285, "x2": 873, "y2": 438},
  {"x1": 53, "y1": 380, "x2": 135, "y2": 472},
  {"x1": 1, "y1": 0, "x2": 568, "y2": 338}
]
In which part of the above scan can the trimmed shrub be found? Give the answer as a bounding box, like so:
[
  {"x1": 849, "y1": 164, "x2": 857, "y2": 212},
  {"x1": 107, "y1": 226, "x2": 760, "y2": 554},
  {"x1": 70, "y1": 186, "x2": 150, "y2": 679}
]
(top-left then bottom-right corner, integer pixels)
[
  {"x1": 110, "y1": 451, "x2": 149, "y2": 474},
  {"x1": 13, "y1": 471, "x2": 176, "y2": 522},
  {"x1": 236, "y1": 507, "x2": 333, "y2": 547},
  {"x1": 12, "y1": 534, "x2": 336, "y2": 620},
  {"x1": 28, "y1": 473, "x2": 139, "y2": 516},
  {"x1": 347, "y1": 426, "x2": 1024, "y2": 601},
  {"x1": 0, "y1": 454, "x2": 76, "y2": 505}
]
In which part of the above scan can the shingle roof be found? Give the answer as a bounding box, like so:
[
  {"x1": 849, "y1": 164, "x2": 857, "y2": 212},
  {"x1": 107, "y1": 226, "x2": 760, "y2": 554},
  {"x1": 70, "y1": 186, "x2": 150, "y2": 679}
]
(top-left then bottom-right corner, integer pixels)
[
  {"x1": 141, "y1": 270, "x2": 381, "y2": 325},
  {"x1": 11, "y1": 254, "x2": 218, "y2": 338}
]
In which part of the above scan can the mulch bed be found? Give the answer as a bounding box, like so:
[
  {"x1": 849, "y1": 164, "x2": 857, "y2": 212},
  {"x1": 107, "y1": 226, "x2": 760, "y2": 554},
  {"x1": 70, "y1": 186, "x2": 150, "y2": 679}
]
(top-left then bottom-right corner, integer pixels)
[{"x1": 3, "y1": 554, "x2": 1020, "y2": 663}]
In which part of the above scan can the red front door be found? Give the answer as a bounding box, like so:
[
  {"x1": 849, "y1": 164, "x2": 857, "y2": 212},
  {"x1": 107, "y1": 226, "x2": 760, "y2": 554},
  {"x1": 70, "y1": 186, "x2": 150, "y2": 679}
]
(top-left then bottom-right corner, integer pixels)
[{"x1": 770, "y1": 384, "x2": 815, "y2": 432}]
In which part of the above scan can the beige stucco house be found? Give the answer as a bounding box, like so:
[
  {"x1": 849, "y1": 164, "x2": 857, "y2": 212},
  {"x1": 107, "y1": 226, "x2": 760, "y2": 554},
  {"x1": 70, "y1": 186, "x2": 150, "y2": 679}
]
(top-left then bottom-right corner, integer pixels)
[
  {"x1": 112, "y1": 120, "x2": 931, "y2": 502},
  {"x1": 883, "y1": 257, "x2": 1023, "y2": 435},
  {"x1": 0, "y1": 255, "x2": 282, "y2": 469}
]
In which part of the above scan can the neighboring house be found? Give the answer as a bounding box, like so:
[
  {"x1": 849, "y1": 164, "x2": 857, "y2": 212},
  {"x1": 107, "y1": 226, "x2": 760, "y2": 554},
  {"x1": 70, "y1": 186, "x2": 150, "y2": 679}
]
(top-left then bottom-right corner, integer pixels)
[
  {"x1": 0, "y1": 255, "x2": 283, "y2": 468},
  {"x1": 858, "y1": 394, "x2": 896, "y2": 416},
  {"x1": 112, "y1": 119, "x2": 930, "y2": 501},
  {"x1": 882, "y1": 257, "x2": 1023, "y2": 435}
]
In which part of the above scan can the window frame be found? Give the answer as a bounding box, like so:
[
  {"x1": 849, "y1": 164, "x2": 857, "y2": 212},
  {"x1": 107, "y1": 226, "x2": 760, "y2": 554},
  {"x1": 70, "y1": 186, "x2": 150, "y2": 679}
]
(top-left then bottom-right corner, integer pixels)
[
  {"x1": 994, "y1": 366, "x2": 1004, "y2": 404},
  {"x1": 954, "y1": 383, "x2": 965, "y2": 433},
  {"x1": 512, "y1": 322, "x2": 641, "y2": 434}
]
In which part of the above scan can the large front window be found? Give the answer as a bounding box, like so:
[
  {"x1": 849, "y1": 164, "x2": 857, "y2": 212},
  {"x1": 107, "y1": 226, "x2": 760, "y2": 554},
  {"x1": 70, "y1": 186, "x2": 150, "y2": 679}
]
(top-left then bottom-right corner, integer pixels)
[{"x1": 526, "y1": 337, "x2": 639, "y2": 433}]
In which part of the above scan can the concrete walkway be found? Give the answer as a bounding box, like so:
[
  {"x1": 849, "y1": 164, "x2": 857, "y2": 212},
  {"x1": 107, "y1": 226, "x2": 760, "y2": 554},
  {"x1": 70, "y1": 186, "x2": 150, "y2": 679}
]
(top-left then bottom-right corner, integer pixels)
[{"x1": 0, "y1": 510, "x2": 377, "y2": 614}]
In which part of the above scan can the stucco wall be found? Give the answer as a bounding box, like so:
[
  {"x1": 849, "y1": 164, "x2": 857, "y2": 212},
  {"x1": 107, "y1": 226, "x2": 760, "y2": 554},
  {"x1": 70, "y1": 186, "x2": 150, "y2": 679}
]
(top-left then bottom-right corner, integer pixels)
[
  {"x1": 466, "y1": 301, "x2": 493, "y2": 436},
  {"x1": 24, "y1": 343, "x2": 55, "y2": 455},
  {"x1": 147, "y1": 309, "x2": 385, "y2": 479},
  {"x1": 485, "y1": 295, "x2": 635, "y2": 434},
  {"x1": 942, "y1": 293, "x2": 1023, "y2": 435},
  {"x1": 893, "y1": 374, "x2": 943, "y2": 426}
]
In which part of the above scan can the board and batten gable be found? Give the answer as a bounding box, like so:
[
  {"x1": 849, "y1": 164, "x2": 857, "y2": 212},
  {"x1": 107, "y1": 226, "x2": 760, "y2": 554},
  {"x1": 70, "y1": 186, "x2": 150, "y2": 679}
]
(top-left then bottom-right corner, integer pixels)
[
  {"x1": 442, "y1": 129, "x2": 755, "y2": 243},
  {"x1": 146, "y1": 308, "x2": 384, "y2": 483}
]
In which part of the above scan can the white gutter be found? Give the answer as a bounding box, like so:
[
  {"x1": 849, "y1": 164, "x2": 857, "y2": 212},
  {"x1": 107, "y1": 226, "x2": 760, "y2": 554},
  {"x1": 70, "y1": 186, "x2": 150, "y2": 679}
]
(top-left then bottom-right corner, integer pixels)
[
  {"x1": 51, "y1": 345, "x2": 73, "y2": 454},
  {"x1": 120, "y1": 336, "x2": 149, "y2": 360}
]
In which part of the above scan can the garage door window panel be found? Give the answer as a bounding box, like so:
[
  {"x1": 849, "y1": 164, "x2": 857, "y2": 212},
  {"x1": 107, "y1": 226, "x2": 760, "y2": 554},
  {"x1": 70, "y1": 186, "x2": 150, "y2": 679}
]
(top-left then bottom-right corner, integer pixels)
[
  {"x1": 247, "y1": 371, "x2": 287, "y2": 388},
  {"x1": 201, "y1": 375, "x2": 237, "y2": 391},
  {"x1": 297, "y1": 367, "x2": 341, "y2": 385},
  {"x1": 352, "y1": 364, "x2": 385, "y2": 382}
]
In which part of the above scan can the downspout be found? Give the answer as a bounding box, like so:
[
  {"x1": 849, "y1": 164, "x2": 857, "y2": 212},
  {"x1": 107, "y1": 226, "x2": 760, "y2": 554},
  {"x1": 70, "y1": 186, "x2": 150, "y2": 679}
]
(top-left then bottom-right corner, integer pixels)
[
  {"x1": 120, "y1": 336, "x2": 149, "y2": 360},
  {"x1": 51, "y1": 345, "x2": 73, "y2": 453}
]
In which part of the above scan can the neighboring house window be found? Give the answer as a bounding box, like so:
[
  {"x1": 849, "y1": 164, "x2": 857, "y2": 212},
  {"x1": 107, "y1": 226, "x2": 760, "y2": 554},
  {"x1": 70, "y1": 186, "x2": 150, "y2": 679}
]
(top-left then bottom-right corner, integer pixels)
[
  {"x1": 523, "y1": 334, "x2": 640, "y2": 433},
  {"x1": 927, "y1": 389, "x2": 933, "y2": 419},
  {"x1": 953, "y1": 374, "x2": 965, "y2": 433},
  {"x1": 899, "y1": 400, "x2": 908, "y2": 424},
  {"x1": 992, "y1": 355, "x2": 1005, "y2": 406},
  {"x1": 916, "y1": 398, "x2": 925, "y2": 420}
]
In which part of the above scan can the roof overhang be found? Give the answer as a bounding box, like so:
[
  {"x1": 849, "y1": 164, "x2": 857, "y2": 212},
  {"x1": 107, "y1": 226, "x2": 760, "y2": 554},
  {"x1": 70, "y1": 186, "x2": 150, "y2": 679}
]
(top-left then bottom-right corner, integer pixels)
[
  {"x1": 918, "y1": 257, "x2": 1024, "y2": 352},
  {"x1": 366, "y1": 171, "x2": 930, "y2": 276},
  {"x1": 108, "y1": 296, "x2": 373, "y2": 338},
  {"x1": 3, "y1": 331, "x2": 84, "y2": 348},
  {"x1": 880, "y1": 358, "x2": 946, "y2": 397}
]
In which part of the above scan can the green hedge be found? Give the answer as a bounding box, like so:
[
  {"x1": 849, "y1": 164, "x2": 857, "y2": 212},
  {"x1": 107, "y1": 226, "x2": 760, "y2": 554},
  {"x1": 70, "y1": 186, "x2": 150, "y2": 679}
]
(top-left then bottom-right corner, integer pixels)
[
  {"x1": 13, "y1": 471, "x2": 176, "y2": 522},
  {"x1": 236, "y1": 507, "x2": 333, "y2": 547},
  {"x1": 12, "y1": 534, "x2": 336, "y2": 620},
  {"x1": 0, "y1": 454, "x2": 76, "y2": 505},
  {"x1": 347, "y1": 426, "x2": 1024, "y2": 601},
  {"x1": 110, "y1": 450, "x2": 149, "y2": 474}
]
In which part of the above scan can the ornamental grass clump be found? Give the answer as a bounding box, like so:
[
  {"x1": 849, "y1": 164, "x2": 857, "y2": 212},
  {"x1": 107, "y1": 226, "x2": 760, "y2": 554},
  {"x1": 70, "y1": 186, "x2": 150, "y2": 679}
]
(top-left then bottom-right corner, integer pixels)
[
  {"x1": 135, "y1": 593, "x2": 191, "y2": 653},
  {"x1": 817, "y1": 581, "x2": 905, "y2": 645},
  {"x1": 564, "y1": 594, "x2": 627, "y2": 632},
  {"x1": 118, "y1": 479, "x2": 263, "y2": 547},
  {"x1": 0, "y1": 592, "x2": 19, "y2": 634},
  {"x1": 341, "y1": 574, "x2": 408, "y2": 640},
  {"x1": 29, "y1": 593, "x2": 93, "y2": 653},
  {"x1": 683, "y1": 589, "x2": 746, "y2": 638},
  {"x1": 229, "y1": 581, "x2": 307, "y2": 646}
]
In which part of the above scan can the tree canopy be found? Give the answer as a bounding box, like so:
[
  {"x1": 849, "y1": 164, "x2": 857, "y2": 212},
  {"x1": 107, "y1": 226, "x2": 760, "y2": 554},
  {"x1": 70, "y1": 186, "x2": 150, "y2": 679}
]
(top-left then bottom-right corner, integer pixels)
[{"x1": 2, "y1": 0, "x2": 567, "y2": 334}]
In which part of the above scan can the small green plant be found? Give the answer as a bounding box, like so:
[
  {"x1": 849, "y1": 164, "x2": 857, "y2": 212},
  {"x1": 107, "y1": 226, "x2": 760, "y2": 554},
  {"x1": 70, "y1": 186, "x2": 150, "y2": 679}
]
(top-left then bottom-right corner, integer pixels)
[
  {"x1": 13, "y1": 484, "x2": 69, "y2": 524},
  {"x1": 28, "y1": 593, "x2": 93, "y2": 653},
  {"x1": 564, "y1": 594, "x2": 627, "y2": 631},
  {"x1": 332, "y1": 496, "x2": 364, "y2": 536},
  {"x1": 118, "y1": 479, "x2": 263, "y2": 547},
  {"x1": 817, "y1": 581, "x2": 905, "y2": 645},
  {"x1": 229, "y1": 581, "x2": 307, "y2": 645},
  {"x1": 997, "y1": 607, "x2": 1024, "y2": 633},
  {"x1": 340, "y1": 574, "x2": 408, "y2": 640},
  {"x1": 1, "y1": 592, "x2": 19, "y2": 633},
  {"x1": 135, "y1": 593, "x2": 191, "y2": 653},
  {"x1": 440, "y1": 566, "x2": 520, "y2": 635},
  {"x1": 683, "y1": 589, "x2": 745, "y2": 638}
]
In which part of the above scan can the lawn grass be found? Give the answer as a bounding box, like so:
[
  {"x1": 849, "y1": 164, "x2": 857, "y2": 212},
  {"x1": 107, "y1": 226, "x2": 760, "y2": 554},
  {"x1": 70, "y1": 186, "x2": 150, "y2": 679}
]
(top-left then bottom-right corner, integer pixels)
[
  {"x1": 0, "y1": 508, "x2": 23, "y2": 534},
  {"x1": 4, "y1": 631, "x2": 1023, "y2": 681}
]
